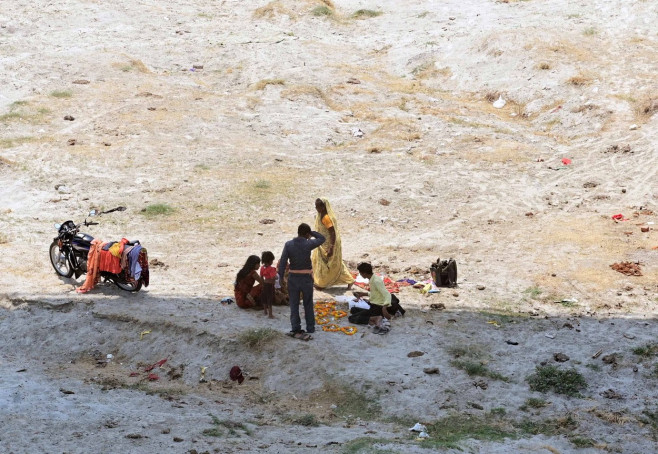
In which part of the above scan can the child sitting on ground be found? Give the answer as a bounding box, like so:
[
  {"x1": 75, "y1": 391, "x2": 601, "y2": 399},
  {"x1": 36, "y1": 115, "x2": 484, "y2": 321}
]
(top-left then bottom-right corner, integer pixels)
[
  {"x1": 355, "y1": 262, "x2": 393, "y2": 334},
  {"x1": 260, "y1": 251, "x2": 277, "y2": 319}
]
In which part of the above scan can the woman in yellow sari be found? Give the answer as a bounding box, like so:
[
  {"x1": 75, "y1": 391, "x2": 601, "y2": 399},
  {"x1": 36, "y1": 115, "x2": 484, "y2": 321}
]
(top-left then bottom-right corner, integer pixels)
[{"x1": 312, "y1": 198, "x2": 355, "y2": 289}]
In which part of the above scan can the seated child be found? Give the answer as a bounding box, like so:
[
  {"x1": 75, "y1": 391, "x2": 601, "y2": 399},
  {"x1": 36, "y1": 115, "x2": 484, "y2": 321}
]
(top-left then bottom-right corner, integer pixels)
[{"x1": 355, "y1": 262, "x2": 393, "y2": 334}]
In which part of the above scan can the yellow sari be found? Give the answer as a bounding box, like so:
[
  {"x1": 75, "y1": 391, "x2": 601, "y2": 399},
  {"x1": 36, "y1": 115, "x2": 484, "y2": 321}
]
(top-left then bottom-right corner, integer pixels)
[{"x1": 312, "y1": 198, "x2": 355, "y2": 288}]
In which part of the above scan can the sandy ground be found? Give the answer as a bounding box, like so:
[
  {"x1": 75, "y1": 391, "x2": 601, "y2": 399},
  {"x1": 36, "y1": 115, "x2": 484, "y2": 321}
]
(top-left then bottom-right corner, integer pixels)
[{"x1": 1, "y1": 0, "x2": 658, "y2": 452}]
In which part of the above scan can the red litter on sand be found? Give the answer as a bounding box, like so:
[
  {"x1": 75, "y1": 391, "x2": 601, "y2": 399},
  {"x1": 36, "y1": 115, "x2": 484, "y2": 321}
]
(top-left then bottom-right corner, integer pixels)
[
  {"x1": 612, "y1": 214, "x2": 628, "y2": 221},
  {"x1": 144, "y1": 358, "x2": 167, "y2": 372},
  {"x1": 147, "y1": 373, "x2": 159, "y2": 381},
  {"x1": 561, "y1": 158, "x2": 572, "y2": 165},
  {"x1": 229, "y1": 366, "x2": 245, "y2": 384}
]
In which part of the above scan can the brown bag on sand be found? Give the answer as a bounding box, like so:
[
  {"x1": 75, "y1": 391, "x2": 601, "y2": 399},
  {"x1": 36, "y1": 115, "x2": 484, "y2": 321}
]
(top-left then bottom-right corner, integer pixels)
[{"x1": 431, "y1": 258, "x2": 457, "y2": 287}]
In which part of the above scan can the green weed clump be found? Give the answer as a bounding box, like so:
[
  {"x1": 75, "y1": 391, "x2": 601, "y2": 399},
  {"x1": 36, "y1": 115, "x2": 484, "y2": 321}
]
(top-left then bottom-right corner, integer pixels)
[
  {"x1": 312, "y1": 6, "x2": 333, "y2": 17},
  {"x1": 353, "y1": 9, "x2": 382, "y2": 19},
  {"x1": 202, "y1": 414, "x2": 251, "y2": 437},
  {"x1": 519, "y1": 397, "x2": 549, "y2": 411},
  {"x1": 526, "y1": 365, "x2": 587, "y2": 396},
  {"x1": 50, "y1": 90, "x2": 73, "y2": 98},
  {"x1": 238, "y1": 327, "x2": 279, "y2": 350},
  {"x1": 450, "y1": 359, "x2": 509, "y2": 382},
  {"x1": 632, "y1": 343, "x2": 658, "y2": 357},
  {"x1": 141, "y1": 203, "x2": 175, "y2": 216},
  {"x1": 422, "y1": 415, "x2": 516, "y2": 449}
]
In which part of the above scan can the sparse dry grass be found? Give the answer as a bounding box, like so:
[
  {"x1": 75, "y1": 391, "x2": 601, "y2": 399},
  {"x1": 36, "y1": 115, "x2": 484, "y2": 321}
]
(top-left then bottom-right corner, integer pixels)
[
  {"x1": 254, "y1": 1, "x2": 296, "y2": 19},
  {"x1": 567, "y1": 74, "x2": 592, "y2": 86},
  {"x1": 112, "y1": 59, "x2": 150, "y2": 74},
  {"x1": 634, "y1": 95, "x2": 658, "y2": 120},
  {"x1": 587, "y1": 408, "x2": 630, "y2": 425},
  {"x1": 253, "y1": 79, "x2": 285, "y2": 90},
  {"x1": 1, "y1": 137, "x2": 35, "y2": 149},
  {"x1": 280, "y1": 84, "x2": 341, "y2": 110},
  {"x1": 239, "y1": 327, "x2": 280, "y2": 350},
  {"x1": 371, "y1": 118, "x2": 421, "y2": 142}
]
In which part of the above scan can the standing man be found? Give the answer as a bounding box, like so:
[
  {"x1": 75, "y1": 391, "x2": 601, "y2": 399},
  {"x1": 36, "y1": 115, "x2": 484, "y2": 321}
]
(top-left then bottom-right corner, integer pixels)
[{"x1": 278, "y1": 223, "x2": 325, "y2": 340}]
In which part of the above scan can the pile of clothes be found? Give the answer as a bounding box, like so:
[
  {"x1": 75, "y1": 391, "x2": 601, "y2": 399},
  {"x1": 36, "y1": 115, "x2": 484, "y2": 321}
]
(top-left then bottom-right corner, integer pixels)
[{"x1": 77, "y1": 238, "x2": 149, "y2": 293}]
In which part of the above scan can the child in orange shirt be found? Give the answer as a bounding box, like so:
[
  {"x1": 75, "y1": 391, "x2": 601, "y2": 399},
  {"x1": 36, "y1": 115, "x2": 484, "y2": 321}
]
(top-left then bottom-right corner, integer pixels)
[{"x1": 260, "y1": 251, "x2": 277, "y2": 318}]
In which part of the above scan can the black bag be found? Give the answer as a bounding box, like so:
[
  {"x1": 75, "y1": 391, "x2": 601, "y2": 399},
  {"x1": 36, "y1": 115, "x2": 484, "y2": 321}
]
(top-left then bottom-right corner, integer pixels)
[{"x1": 431, "y1": 258, "x2": 457, "y2": 287}]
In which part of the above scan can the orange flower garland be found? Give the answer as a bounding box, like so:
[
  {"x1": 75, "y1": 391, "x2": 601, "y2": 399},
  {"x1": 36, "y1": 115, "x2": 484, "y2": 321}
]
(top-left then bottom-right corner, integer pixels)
[{"x1": 315, "y1": 301, "x2": 358, "y2": 335}]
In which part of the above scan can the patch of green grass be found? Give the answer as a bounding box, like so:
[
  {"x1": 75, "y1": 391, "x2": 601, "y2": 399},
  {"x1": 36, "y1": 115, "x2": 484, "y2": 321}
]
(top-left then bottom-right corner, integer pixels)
[
  {"x1": 523, "y1": 286, "x2": 542, "y2": 298},
  {"x1": 194, "y1": 164, "x2": 211, "y2": 171},
  {"x1": 651, "y1": 364, "x2": 658, "y2": 378},
  {"x1": 520, "y1": 397, "x2": 549, "y2": 411},
  {"x1": 583, "y1": 27, "x2": 598, "y2": 36},
  {"x1": 417, "y1": 11, "x2": 430, "y2": 18},
  {"x1": 422, "y1": 414, "x2": 516, "y2": 449},
  {"x1": 451, "y1": 359, "x2": 509, "y2": 382},
  {"x1": 639, "y1": 407, "x2": 658, "y2": 438},
  {"x1": 411, "y1": 61, "x2": 434, "y2": 77},
  {"x1": 50, "y1": 90, "x2": 73, "y2": 98},
  {"x1": 447, "y1": 344, "x2": 487, "y2": 359},
  {"x1": 323, "y1": 382, "x2": 381, "y2": 422},
  {"x1": 341, "y1": 437, "x2": 395, "y2": 454},
  {"x1": 526, "y1": 365, "x2": 587, "y2": 397},
  {"x1": 312, "y1": 6, "x2": 333, "y2": 17},
  {"x1": 141, "y1": 203, "x2": 175, "y2": 216},
  {"x1": 570, "y1": 436, "x2": 596, "y2": 448},
  {"x1": 490, "y1": 408, "x2": 506, "y2": 416},
  {"x1": 202, "y1": 414, "x2": 251, "y2": 437},
  {"x1": 238, "y1": 327, "x2": 279, "y2": 350},
  {"x1": 0, "y1": 111, "x2": 23, "y2": 122},
  {"x1": 253, "y1": 179, "x2": 271, "y2": 189},
  {"x1": 290, "y1": 414, "x2": 319, "y2": 427},
  {"x1": 353, "y1": 9, "x2": 382, "y2": 19},
  {"x1": 516, "y1": 413, "x2": 578, "y2": 436},
  {"x1": 10, "y1": 100, "x2": 29, "y2": 108},
  {"x1": 479, "y1": 311, "x2": 525, "y2": 324},
  {"x1": 0, "y1": 136, "x2": 34, "y2": 148},
  {"x1": 585, "y1": 363, "x2": 601, "y2": 372},
  {"x1": 632, "y1": 344, "x2": 658, "y2": 357}
]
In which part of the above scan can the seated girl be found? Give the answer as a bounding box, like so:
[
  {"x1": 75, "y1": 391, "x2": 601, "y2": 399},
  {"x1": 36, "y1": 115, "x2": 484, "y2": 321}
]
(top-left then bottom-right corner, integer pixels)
[{"x1": 234, "y1": 255, "x2": 264, "y2": 309}]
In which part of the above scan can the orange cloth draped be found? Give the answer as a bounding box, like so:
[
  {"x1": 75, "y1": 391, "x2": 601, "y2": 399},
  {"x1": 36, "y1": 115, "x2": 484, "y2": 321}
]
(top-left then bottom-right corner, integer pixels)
[
  {"x1": 76, "y1": 239, "x2": 103, "y2": 293},
  {"x1": 100, "y1": 249, "x2": 122, "y2": 274}
]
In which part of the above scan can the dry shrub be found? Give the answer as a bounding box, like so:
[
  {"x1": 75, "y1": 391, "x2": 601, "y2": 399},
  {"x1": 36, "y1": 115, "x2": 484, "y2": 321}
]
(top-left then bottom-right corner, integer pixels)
[
  {"x1": 537, "y1": 61, "x2": 551, "y2": 70},
  {"x1": 411, "y1": 61, "x2": 451, "y2": 80},
  {"x1": 534, "y1": 39, "x2": 594, "y2": 63},
  {"x1": 372, "y1": 119, "x2": 421, "y2": 142},
  {"x1": 485, "y1": 91, "x2": 501, "y2": 103},
  {"x1": 587, "y1": 408, "x2": 630, "y2": 425},
  {"x1": 462, "y1": 141, "x2": 530, "y2": 165},
  {"x1": 567, "y1": 74, "x2": 591, "y2": 86},
  {"x1": 111, "y1": 59, "x2": 150, "y2": 74},
  {"x1": 253, "y1": 79, "x2": 285, "y2": 90},
  {"x1": 510, "y1": 101, "x2": 529, "y2": 118},
  {"x1": 254, "y1": 1, "x2": 295, "y2": 19},
  {"x1": 280, "y1": 84, "x2": 340, "y2": 110},
  {"x1": 635, "y1": 96, "x2": 658, "y2": 119}
]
